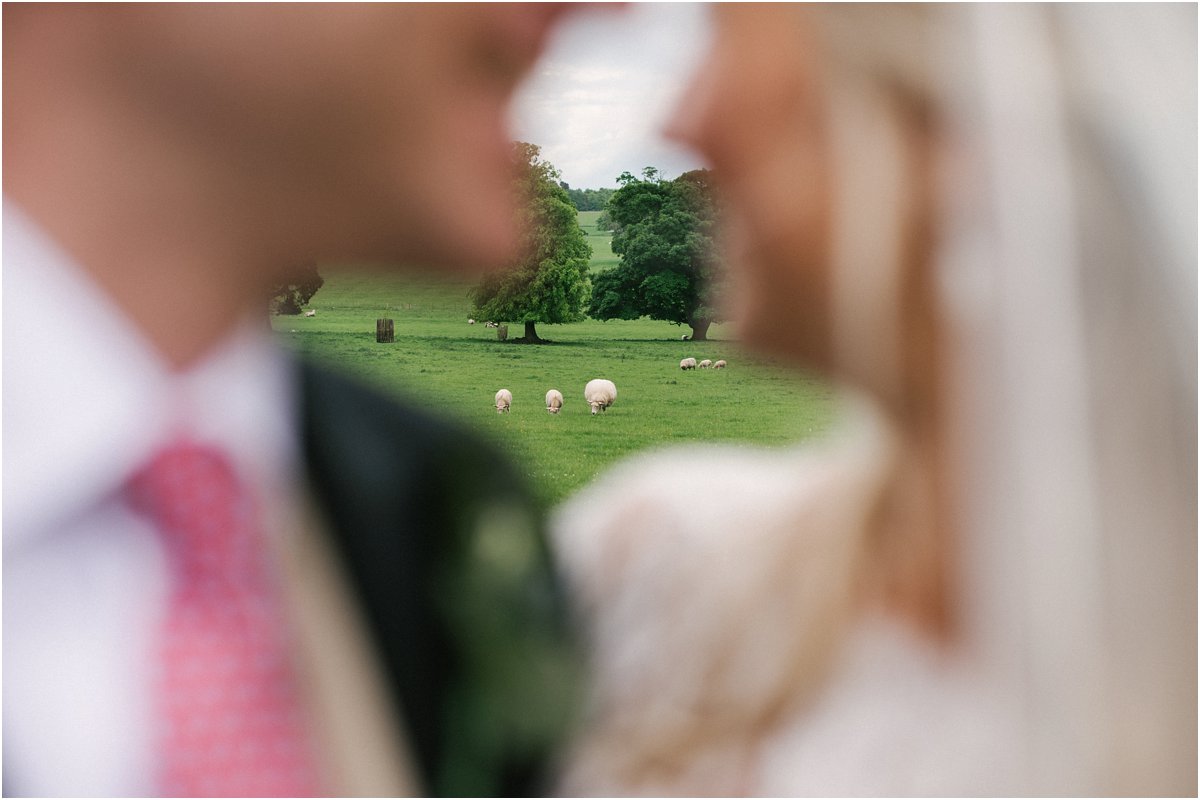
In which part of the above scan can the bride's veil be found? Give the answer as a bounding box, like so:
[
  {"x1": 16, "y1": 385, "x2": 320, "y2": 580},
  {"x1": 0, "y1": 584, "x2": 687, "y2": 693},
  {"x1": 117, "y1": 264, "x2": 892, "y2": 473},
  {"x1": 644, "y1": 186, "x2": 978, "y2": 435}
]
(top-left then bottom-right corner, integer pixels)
[{"x1": 936, "y1": 4, "x2": 1196, "y2": 793}]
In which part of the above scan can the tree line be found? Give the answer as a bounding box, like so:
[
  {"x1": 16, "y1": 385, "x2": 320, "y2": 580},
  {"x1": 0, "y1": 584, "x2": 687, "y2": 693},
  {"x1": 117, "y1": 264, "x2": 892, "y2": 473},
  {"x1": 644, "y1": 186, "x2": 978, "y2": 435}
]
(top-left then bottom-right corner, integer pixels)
[
  {"x1": 472, "y1": 145, "x2": 722, "y2": 342},
  {"x1": 560, "y1": 184, "x2": 615, "y2": 212}
]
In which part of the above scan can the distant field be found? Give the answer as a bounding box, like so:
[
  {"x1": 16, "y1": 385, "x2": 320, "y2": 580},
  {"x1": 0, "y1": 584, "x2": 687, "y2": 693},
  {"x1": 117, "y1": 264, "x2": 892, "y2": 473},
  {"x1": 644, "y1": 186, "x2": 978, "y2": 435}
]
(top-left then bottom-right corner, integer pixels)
[
  {"x1": 273, "y1": 215, "x2": 836, "y2": 510},
  {"x1": 577, "y1": 210, "x2": 618, "y2": 271}
]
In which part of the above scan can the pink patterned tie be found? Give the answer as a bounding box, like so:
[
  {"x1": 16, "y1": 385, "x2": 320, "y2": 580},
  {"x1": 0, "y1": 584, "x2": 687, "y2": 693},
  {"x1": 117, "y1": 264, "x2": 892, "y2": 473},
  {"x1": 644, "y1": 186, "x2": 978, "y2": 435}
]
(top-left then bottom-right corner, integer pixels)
[{"x1": 127, "y1": 440, "x2": 322, "y2": 797}]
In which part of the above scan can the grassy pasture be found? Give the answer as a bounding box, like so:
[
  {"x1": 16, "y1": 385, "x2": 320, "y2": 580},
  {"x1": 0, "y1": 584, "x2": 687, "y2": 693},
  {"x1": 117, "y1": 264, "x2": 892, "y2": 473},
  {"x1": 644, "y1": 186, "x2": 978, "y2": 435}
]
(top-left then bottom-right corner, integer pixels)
[
  {"x1": 577, "y1": 210, "x2": 618, "y2": 271},
  {"x1": 274, "y1": 218, "x2": 836, "y2": 509}
]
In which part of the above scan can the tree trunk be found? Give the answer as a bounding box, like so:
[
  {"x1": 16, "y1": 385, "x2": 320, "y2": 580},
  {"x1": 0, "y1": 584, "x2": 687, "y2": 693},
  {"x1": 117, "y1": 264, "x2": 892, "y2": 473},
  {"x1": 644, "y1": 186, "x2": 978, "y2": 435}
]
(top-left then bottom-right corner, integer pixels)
[
  {"x1": 690, "y1": 317, "x2": 712, "y2": 342},
  {"x1": 513, "y1": 320, "x2": 548, "y2": 344},
  {"x1": 376, "y1": 318, "x2": 394, "y2": 343}
]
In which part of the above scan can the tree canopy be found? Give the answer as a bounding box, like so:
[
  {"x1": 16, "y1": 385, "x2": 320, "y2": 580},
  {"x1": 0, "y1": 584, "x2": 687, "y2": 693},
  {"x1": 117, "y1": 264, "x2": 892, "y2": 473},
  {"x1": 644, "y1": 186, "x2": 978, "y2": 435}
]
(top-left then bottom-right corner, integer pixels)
[
  {"x1": 269, "y1": 263, "x2": 324, "y2": 315},
  {"x1": 472, "y1": 143, "x2": 592, "y2": 343},
  {"x1": 588, "y1": 168, "x2": 722, "y2": 340}
]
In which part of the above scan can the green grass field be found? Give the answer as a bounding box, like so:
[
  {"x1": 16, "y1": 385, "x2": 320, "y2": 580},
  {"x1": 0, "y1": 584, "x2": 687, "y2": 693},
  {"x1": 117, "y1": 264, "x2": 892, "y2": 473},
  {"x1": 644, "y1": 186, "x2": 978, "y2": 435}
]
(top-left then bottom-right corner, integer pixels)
[
  {"x1": 577, "y1": 210, "x2": 618, "y2": 271},
  {"x1": 273, "y1": 215, "x2": 836, "y2": 510}
]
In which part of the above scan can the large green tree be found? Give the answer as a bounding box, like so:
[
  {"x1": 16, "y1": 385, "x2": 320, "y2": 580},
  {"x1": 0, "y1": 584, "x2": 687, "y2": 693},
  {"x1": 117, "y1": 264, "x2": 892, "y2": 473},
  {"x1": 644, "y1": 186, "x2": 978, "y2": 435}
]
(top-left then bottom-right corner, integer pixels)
[
  {"x1": 588, "y1": 168, "x2": 722, "y2": 340},
  {"x1": 472, "y1": 143, "x2": 592, "y2": 343}
]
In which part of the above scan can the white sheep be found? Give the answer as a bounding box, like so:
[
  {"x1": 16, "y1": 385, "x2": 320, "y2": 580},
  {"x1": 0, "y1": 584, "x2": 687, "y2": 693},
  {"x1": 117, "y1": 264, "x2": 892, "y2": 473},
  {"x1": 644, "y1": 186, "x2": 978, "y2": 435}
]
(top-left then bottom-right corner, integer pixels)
[
  {"x1": 584, "y1": 379, "x2": 617, "y2": 415},
  {"x1": 468, "y1": 318, "x2": 476, "y2": 325},
  {"x1": 680, "y1": 357, "x2": 697, "y2": 371},
  {"x1": 698, "y1": 359, "x2": 713, "y2": 369},
  {"x1": 546, "y1": 388, "x2": 564, "y2": 414},
  {"x1": 713, "y1": 359, "x2": 727, "y2": 370},
  {"x1": 303, "y1": 309, "x2": 317, "y2": 317},
  {"x1": 495, "y1": 388, "x2": 512, "y2": 414},
  {"x1": 681, "y1": 334, "x2": 690, "y2": 341}
]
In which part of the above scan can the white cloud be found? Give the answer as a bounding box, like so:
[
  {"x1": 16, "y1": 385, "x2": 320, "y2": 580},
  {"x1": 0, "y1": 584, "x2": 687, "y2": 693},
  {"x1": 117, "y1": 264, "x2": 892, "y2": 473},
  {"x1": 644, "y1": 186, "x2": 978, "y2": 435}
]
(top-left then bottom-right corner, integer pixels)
[{"x1": 511, "y1": 3, "x2": 713, "y2": 189}]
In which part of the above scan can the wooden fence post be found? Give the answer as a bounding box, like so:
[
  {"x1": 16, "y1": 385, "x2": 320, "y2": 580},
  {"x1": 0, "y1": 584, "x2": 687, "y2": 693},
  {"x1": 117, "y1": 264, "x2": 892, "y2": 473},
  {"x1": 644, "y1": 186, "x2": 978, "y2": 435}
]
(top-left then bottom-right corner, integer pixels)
[
  {"x1": 376, "y1": 318, "x2": 394, "y2": 343},
  {"x1": 497, "y1": 324, "x2": 508, "y2": 341}
]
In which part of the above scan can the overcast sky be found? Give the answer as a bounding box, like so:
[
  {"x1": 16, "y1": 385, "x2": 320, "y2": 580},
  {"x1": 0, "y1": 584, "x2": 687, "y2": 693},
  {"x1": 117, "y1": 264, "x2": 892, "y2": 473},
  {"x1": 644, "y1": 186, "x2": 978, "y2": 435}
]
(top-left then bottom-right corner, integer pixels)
[{"x1": 511, "y1": 4, "x2": 714, "y2": 190}]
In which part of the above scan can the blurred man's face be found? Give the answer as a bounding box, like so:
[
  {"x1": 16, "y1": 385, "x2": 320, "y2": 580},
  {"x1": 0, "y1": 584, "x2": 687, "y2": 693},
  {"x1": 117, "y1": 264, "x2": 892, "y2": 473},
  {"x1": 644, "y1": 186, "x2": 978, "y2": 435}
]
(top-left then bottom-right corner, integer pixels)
[{"x1": 85, "y1": 3, "x2": 572, "y2": 272}]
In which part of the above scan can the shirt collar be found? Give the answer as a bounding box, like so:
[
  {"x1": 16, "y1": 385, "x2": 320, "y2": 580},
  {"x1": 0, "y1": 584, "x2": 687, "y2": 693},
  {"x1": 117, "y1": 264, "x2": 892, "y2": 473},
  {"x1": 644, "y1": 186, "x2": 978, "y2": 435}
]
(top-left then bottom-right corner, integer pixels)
[{"x1": 3, "y1": 201, "x2": 299, "y2": 550}]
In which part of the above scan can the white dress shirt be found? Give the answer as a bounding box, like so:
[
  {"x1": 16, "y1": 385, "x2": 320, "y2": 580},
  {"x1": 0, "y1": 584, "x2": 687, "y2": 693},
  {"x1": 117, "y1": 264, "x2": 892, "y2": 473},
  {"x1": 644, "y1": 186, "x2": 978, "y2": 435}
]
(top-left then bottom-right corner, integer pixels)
[
  {"x1": 4, "y1": 203, "x2": 418, "y2": 797},
  {"x1": 2, "y1": 202, "x2": 307, "y2": 795}
]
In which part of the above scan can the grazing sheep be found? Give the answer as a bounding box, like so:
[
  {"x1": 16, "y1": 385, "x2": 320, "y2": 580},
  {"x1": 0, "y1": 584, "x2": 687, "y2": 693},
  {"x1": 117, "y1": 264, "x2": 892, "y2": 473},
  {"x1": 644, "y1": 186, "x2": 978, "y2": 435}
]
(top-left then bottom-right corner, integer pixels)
[
  {"x1": 468, "y1": 318, "x2": 476, "y2": 324},
  {"x1": 698, "y1": 359, "x2": 713, "y2": 369},
  {"x1": 545, "y1": 388, "x2": 564, "y2": 414},
  {"x1": 681, "y1": 334, "x2": 690, "y2": 341},
  {"x1": 584, "y1": 379, "x2": 617, "y2": 415},
  {"x1": 680, "y1": 357, "x2": 698, "y2": 371},
  {"x1": 485, "y1": 321, "x2": 499, "y2": 328},
  {"x1": 495, "y1": 388, "x2": 512, "y2": 414},
  {"x1": 713, "y1": 359, "x2": 727, "y2": 370},
  {"x1": 304, "y1": 309, "x2": 317, "y2": 317}
]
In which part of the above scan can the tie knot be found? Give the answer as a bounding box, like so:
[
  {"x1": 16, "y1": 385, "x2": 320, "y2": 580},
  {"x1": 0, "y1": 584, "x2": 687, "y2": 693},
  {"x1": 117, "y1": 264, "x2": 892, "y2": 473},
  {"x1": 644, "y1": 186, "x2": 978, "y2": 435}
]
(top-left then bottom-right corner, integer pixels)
[{"x1": 127, "y1": 440, "x2": 258, "y2": 581}]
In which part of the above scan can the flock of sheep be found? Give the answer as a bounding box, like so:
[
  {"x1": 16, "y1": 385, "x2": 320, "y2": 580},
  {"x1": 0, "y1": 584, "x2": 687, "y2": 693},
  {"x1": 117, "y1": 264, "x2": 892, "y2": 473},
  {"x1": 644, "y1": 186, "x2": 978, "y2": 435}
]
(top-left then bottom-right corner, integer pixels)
[
  {"x1": 679, "y1": 357, "x2": 726, "y2": 370},
  {"x1": 495, "y1": 378, "x2": 617, "y2": 416},
  {"x1": 494, "y1": 357, "x2": 729, "y2": 416}
]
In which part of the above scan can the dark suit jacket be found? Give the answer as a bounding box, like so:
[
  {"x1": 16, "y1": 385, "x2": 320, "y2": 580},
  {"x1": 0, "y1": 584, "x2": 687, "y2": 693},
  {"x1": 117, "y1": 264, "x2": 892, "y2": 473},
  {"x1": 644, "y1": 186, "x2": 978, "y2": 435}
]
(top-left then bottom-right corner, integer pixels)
[{"x1": 299, "y1": 360, "x2": 579, "y2": 797}]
